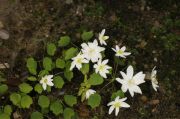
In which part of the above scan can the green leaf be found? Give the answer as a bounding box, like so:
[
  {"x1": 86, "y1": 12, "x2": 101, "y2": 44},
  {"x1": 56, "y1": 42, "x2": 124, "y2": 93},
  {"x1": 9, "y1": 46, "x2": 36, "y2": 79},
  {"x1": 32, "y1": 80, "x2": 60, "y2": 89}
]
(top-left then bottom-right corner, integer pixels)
[
  {"x1": 47, "y1": 43, "x2": 56, "y2": 56},
  {"x1": 53, "y1": 76, "x2": 64, "y2": 89},
  {"x1": 64, "y1": 95, "x2": 77, "y2": 107},
  {"x1": 50, "y1": 100, "x2": 63, "y2": 116},
  {"x1": 30, "y1": 111, "x2": 43, "y2": 119},
  {"x1": 65, "y1": 61, "x2": 71, "y2": 71},
  {"x1": 63, "y1": 108, "x2": 75, "y2": 119},
  {"x1": 111, "y1": 90, "x2": 125, "y2": 100},
  {"x1": 20, "y1": 95, "x2": 33, "y2": 108},
  {"x1": 56, "y1": 58, "x2": 65, "y2": 69},
  {"x1": 38, "y1": 70, "x2": 49, "y2": 78},
  {"x1": 0, "y1": 113, "x2": 10, "y2": 119},
  {"x1": 64, "y1": 71, "x2": 73, "y2": 81},
  {"x1": 10, "y1": 93, "x2": 21, "y2": 106},
  {"x1": 38, "y1": 95, "x2": 50, "y2": 109},
  {"x1": 26, "y1": 58, "x2": 37, "y2": 75},
  {"x1": 64, "y1": 47, "x2": 78, "y2": 60},
  {"x1": 3, "y1": 105, "x2": 12, "y2": 115},
  {"x1": 81, "y1": 31, "x2": 94, "y2": 41},
  {"x1": 58, "y1": 36, "x2": 71, "y2": 47},
  {"x1": 0, "y1": 84, "x2": 8, "y2": 94},
  {"x1": 19, "y1": 83, "x2": 33, "y2": 94},
  {"x1": 80, "y1": 64, "x2": 89, "y2": 75},
  {"x1": 34, "y1": 84, "x2": 43, "y2": 94},
  {"x1": 88, "y1": 73, "x2": 104, "y2": 85},
  {"x1": 43, "y1": 57, "x2": 53, "y2": 71},
  {"x1": 88, "y1": 93, "x2": 101, "y2": 108},
  {"x1": 27, "y1": 76, "x2": 37, "y2": 81}
]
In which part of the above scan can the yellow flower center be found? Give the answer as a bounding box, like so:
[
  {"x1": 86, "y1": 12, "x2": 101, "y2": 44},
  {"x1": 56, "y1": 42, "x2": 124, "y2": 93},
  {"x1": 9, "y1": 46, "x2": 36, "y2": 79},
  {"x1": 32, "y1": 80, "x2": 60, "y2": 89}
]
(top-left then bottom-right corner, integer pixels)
[
  {"x1": 117, "y1": 50, "x2": 123, "y2": 55},
  {"x1": 102, "y1": 36, "x2": 107, "y2": 41},
  {"x1": 128, "y1": 79, "x2": 134, "y2": 86},
  {"x1": 44, "y1": 79, "x2": 47, "y2": 84},
  {"x1": 114, "y1": 102, "x2": 121, "y2": 108},
  {"x1": 77, "y1": 58, "x2": 82, "y2": 64},
  {"x1": 89, "y1": 49, "x2": 95, "y2": 55},
  {"x1": 99, "y1": 65, "x2": 105, "y2": 71}
]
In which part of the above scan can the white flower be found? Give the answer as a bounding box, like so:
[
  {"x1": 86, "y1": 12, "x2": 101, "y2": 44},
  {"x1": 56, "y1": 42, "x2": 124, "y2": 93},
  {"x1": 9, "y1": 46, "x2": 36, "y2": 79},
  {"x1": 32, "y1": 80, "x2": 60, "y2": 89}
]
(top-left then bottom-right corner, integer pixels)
[
  {"x1": 112, "y1": 45, "x2": 131, "y2": 58},
  {"x1": 151, "y1": 66, "x2": 159, "y2": 91},
  {"x1": 94, "y1": 59, "x2": 111, "y2": 78},
  {"x1": 70, "y1": 52, "x2": 89, "y2": 70},
  {"x1": 81, "y1": 40, "x2": 105, "y2": 63},
  {"x1": 40, "y1": 75, "x2": 54, "y2": 90},
  {"x1": 85, "y1": 89, "x2": 96, "y2": 99},
  {"x1": 116, "y1": 65, "x2": 145, "y2": 97},
  {"x1": 107, "y1": 96, "x2": 130, "y2": 116},
  {"x1": 98, "y1": 29, "x2": 109, "y2": 45}
]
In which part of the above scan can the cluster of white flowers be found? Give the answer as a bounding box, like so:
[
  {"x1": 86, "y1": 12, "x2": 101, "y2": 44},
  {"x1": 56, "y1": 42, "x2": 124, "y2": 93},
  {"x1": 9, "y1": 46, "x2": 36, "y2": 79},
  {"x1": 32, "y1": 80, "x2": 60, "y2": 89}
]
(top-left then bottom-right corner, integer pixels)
[{"x1": 38, "y1": 29, "x2": 159, "y2": 117}]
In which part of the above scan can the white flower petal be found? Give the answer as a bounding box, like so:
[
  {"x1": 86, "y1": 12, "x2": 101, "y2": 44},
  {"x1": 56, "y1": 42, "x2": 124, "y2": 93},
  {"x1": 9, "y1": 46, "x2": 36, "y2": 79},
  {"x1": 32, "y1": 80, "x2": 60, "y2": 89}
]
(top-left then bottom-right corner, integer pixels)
[
  {"x1": 121, "y1": 46, "x2": 126, "y2": 51},
  {"x1": 127, "y1": 65, "x2": 134, "y2": 79},
  {"x1": 123, "y1": 52, "x2": 131, "y2": 56},
  {"x1": 115, "y1": 107, "x2": 119, "y2": 116},
  {"x1": 109, "y1": 106, "x2": 115, "y2": 115},
  {"x1": 129, "y1": 88, "x2": 135, "y2": 97},
  {"x1": 121, "y1": 85, "x2": 128, "y2": 92},
  {"x1": 120, "y1": 71, "x2": 128, "y2": 80},
  {"x1": 121, "y1": 102, "x2": 130, "y2": 108},
  {"x1": 133, "y1": 72, "x2": 145, "y2": 85},
  {"x1": 42, "y1": 83, "x2": 47, "y2": 90},
  {"x1": 133, "y1": 85, "x2": 142, "y2": 94},
  {"x1": 119, "y1": 97, "x2": 127, "y2": 102}
]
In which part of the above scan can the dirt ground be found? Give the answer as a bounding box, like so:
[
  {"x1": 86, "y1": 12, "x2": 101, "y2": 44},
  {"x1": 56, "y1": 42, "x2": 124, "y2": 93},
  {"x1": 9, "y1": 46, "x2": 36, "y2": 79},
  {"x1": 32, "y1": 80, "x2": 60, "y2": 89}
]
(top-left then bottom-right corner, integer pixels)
[{"x1": 0, "y1": 0, "x2": 180, "y2": 119}]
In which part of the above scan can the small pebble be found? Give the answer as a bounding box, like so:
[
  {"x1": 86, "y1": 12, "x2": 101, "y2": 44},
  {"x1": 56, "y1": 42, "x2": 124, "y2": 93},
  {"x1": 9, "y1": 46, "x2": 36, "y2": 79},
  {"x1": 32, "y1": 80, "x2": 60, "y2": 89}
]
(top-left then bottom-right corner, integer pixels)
[
  {"x1": 149, "y1": 99, "x2": 160, "y2": 105},
  {"x1": 0, "y1": 29, "x2": 9, "y2": 40},
  {"x1": 141, "y1": 95, "x2": 148, "y2": 103},
  {"x1": 0, "y1": 21, "x2": 4, "y2": 28}
]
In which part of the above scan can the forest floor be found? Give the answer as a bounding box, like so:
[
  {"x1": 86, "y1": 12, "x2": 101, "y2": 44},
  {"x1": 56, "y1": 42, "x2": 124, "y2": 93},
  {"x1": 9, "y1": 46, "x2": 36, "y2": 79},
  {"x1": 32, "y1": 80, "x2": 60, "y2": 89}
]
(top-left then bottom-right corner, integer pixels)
[{"x1": 0, "y1": 0, "x2": 179, "y2": 119}]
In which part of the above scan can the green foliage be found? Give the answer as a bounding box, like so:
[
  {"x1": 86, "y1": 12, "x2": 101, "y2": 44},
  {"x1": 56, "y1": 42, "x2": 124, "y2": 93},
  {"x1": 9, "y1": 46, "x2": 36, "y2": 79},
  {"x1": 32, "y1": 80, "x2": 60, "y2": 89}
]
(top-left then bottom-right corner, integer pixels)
[
  {"x1": 43, "y1": 57, "x2": 53, "y2": 71},
  {"x1": 58, "y1": 36, "x2": 71, "y2": 47},
  {"x1": 0, "y1": 84, "x2": 8, "y2": 94},
  {"x1": 50, "y1": 100, "x2": 63, "y2": 116},
  {"x1": 34, "y1": 84, "x2": 43, "y2": 94},
  {"x1": 38, "y1": 95, "x2": 50, "y2": 109},
  {"x1": 10, "y1": 93, "x2": 21, "y2": 106},
  {"x1": 38, "y1": 70, "x2": 49, "y2": 78},
  {"x1": 30, "y1": 111, "x2": 43, "y2": 119},
  {"x1": 0, "y1": 113, "x2": 10, "y2": 119},
  {"x1": 53, "y1": 76, "x2": 64, "y2": 89},
  {"x1": 88, "y1": 73, "x2": 104, "y2": 85},
  {"x1": 27, "y1": 76, "x2": 37, "y2": 81},
  {"x1": 47, "y1": 43, "x2": 56, "y2": 56},
  {"x1": 81, "y1": 31, "x2": 94, "y2": 41},
  {"x1": 111, "y1": 90, "x2": 125, "y2": 100},
  {"x1": 64, "y1": 70, "x2": 73, "y2": 81},
  {"x1": 3, "y1": 105, "x2": 12, "y2": 115},
  {"x1": 63, "y1": 108, "x2": 75, "y2": 119},
  {"x1": 64, "y1": 95, "x2": 77, "y2": 107},
  {"x1": 80, "y1": 64, "x2": 89, "y2": 75},
  {"x1": 64, "y1": 47, "x2": 78, "y2": 60},
  {"x1": 20, "y1": 95, "x2": 33, "y2": 108},
  {"x1": 27, "y1": 58, "x2": 37, "y2": 75},
  {"x1": 88, "y1": 93, "x2": 101, "y2": 108},
  {"x1": 19, "y1": 83, "x2": 33, "y2": 94},
  {"x1": 56, "y1": 58, "x2": 65, "y2": 69}
]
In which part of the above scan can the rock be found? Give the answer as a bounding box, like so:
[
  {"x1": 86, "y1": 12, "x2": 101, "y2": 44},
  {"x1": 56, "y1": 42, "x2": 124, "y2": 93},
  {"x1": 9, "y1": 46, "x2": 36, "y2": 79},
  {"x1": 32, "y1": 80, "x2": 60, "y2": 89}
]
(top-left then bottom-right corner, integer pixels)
[
  {"x1": 141, "y1": 95, "x2": 148, "y2": 103},
  {"x1": 0, "y1": 63, "x2": 10, "y2": 69},
  {"x1": 0, "y1": 21, "x2": 4, "y2": 28},
  {"x1": 0, "y1": 29, "x2": 9, "y2": 40},
  {"x1": 149, "y1": 99, "x2": 160, "y2": 105},
  {"x1": 13, "y1": 111, "x2": 22, "y2": 119},
  {"x1": 65, "y1": 0, "x2": 73, "y2": 4}
]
